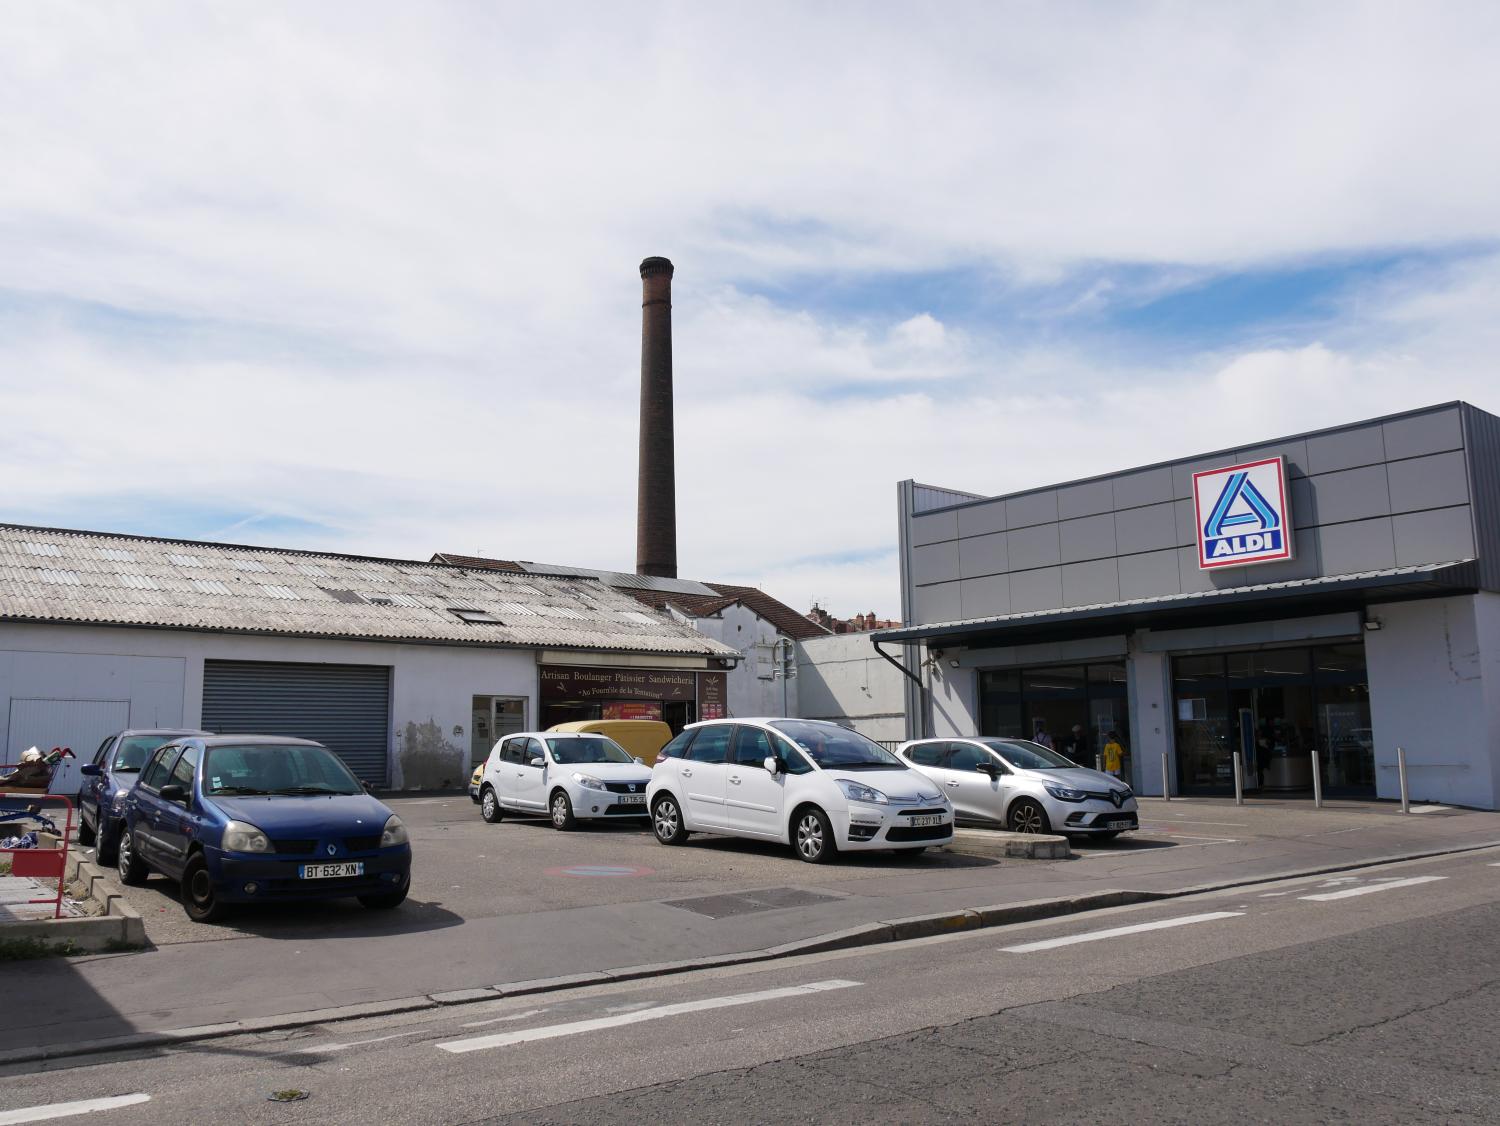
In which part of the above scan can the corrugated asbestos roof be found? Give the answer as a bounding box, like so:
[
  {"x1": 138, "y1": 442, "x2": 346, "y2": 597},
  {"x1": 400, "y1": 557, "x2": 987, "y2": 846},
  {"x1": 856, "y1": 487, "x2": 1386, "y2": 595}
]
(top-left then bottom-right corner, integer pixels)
[{"x1": 0, "y1": 525, "x2": 739, "y2": 657}]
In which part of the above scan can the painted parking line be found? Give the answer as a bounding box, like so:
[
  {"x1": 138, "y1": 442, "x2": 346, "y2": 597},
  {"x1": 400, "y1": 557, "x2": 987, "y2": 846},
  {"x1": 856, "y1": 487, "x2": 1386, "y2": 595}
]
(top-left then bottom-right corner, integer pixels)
[
  {"x1": 435, "y1": 979, "x2": 861, "y2": 1053},
  {"x1": 0, "y1": 1094, "x2": 151, "y2": 1125},
  {"x1": 1000, "y1": 911, "x2": 1244, "y2": 953},
  {"x1": 1298, "y1": 875, "x2": 1447, "y2": 901}
]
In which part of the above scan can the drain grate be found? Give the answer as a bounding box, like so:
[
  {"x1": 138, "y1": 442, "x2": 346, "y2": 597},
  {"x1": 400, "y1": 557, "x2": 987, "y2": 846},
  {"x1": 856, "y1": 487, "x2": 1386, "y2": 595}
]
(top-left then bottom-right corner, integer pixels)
[{"x1": 663, "y1": 887, "x2": 841, "y2": 919}]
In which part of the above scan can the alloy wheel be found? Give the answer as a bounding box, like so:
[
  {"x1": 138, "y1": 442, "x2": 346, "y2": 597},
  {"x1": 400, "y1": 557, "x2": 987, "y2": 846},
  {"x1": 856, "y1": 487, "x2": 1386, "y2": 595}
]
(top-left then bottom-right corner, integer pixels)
[
  {"x1": 796, "y1": 813, "x2": 825, "y2": 860},
  {"x1": 1012, "y1": 802, "x2": 1044, "y2": 833},
  {"x1": 653, "y1": 799, "x2": 679, "y2": 841}
]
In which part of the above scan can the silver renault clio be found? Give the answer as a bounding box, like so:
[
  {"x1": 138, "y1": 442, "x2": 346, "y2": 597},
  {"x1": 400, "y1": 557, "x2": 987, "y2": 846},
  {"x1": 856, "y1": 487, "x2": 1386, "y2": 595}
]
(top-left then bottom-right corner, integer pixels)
[{"x1": 896, "y1": 736, "x2": 1138, "y2": 838}]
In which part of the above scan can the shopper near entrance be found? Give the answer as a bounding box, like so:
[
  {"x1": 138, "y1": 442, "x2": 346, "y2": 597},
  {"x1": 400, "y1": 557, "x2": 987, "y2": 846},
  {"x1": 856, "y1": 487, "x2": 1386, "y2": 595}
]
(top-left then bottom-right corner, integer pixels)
[
  {"x1": 1032, "y1": 722, "x2": 1053, "y2": 750},
  {"x1": 1102, "y1": 731, "x2": 1124, "y2": 780},
  {"x1": 1065, "y1": 724, "x2": 1089, "y2": 765}
]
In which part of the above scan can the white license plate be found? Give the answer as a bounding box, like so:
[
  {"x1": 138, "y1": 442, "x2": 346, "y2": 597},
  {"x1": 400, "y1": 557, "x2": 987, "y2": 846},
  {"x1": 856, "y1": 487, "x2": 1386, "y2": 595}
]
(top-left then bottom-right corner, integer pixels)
[
  {"x1": 300, "y1": 862, "x2": 364, "y2": 879},
  {"x1": 617, "y1": 794, "x2": 647, "y2": 805},
  {"x1": 906, "y1": 814, "x2": 945, "y2": 827},
  {"x1": 1107, "y1": 820, "x2": 1134, "y2": 830}
]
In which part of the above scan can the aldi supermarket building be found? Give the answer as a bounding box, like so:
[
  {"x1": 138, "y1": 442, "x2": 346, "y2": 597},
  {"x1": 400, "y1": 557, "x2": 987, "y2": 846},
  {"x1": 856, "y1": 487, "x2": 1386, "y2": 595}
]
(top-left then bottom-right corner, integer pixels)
[{"x1": 877, "y1": 401, "x2": 1500, "y2": 809}]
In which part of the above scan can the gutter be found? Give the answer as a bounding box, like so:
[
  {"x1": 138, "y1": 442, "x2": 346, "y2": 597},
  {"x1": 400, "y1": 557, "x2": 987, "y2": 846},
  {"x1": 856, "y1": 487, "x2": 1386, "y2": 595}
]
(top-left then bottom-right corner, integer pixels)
[{"x1": 871, "y1": 635, "x2": 926, "y2": 739}]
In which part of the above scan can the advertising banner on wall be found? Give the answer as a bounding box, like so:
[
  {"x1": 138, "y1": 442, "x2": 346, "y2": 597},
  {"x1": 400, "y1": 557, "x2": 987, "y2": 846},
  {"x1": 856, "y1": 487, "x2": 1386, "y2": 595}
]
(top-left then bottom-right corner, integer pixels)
[
  {"x1": 697, "y1": 671, "x2": 728, "y2": 719},
  {"x1": 539, "y1": 666, "x2": 696, "y2": 702},
  {"x1": 1192, "y1": 457, "x2": 1294, "y2": 570}
]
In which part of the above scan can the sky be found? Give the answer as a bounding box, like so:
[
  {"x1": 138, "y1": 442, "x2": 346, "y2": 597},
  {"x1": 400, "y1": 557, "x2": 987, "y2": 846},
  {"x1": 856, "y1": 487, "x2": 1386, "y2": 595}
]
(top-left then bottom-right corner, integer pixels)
[{"x1": 3, "y1": 2, "x2": 1499, "y2": 618}]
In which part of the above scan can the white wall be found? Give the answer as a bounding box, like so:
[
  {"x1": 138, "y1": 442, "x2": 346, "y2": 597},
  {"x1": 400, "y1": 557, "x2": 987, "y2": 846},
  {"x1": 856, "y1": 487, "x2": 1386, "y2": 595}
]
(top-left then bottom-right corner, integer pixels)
[
  {"x1": 794, "y1": 633, "x2": 907, "y2": 742},
  {"x1": 689, "y1": 604, "x2": 798, "y2": 718},
  {"x1": 0, "y1": 622, "x2": 537, "y2": 791},
  {"x1": 1366, "y1": 594, "x2": 1499, "y2": 809}
]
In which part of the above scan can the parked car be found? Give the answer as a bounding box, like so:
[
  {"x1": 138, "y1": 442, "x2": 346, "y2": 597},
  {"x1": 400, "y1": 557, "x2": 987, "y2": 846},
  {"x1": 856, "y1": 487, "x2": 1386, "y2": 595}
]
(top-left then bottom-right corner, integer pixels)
[
  {"x1": 116, "y1": 735, "x2": 412, "y2": 923},
  {"x1": 468, "y1": 764, "x2": 484, "y2": 803},
  {"x1": 648, "y1": 718, "x2": 952, "y2": 863},
  {"x1": 478, "y1": 731, "x2": 653, "y2": 830},
  {"x1": 78, "y1": 729, "x2": 209, "y2": 865},
  {"x1": 547, "y1": 719, "x2": 675, "y2": 764},
  {"x1": 896, "y1": 736, "x2": 1138, "y2": 838}
]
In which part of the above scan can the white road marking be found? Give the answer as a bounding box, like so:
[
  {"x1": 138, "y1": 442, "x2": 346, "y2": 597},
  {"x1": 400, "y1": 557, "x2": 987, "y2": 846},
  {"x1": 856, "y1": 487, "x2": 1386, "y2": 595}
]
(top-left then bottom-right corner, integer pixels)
[
  {"x1": 291, "y1": 1030, "x2": 422, "y2": 1053},
  {"x1": 435, "y1": 979, "x2": 861, "y2": 1053},
  {"x1": 0, "y1": 1094, "x2": 151, "y2": 1125},
  {"x1": 460, "y1": 1008, "x2": 549, "y2": 1028},
  {"x1": 1000, "y1": 912, "x2": 1243, "y2": 953},
  {"x1": 1299, "y1": 875, "x2": 1447, "y2": 901},
  {"x1": 1145, "y1": 818, "x2": 1248, "y2": 827}
]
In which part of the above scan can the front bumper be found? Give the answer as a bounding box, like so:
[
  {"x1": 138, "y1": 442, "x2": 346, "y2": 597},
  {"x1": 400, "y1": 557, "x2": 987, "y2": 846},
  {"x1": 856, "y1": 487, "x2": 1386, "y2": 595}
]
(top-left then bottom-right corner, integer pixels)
[
  {"x1": 571, "y1": 790, "x2": 650, "y2": 819},
  {"x1": 206, "y1": 844, "x2": 412, "y2": 902},
  {"x1": 837, "y1": 803, "x2": 954, "y2": 850},
  {"x1": 1053, "y1": 799, "x2": 1139, "y2": 833}
]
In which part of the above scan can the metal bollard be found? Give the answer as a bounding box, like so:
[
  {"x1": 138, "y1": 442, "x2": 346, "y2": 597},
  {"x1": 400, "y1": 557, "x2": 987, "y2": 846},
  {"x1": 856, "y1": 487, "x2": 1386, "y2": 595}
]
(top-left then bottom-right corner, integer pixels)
[
  {"x1": 1161, "y1": 752, "x2": 1171, "y2": 801},
  {"x1": 1398, "y1": 746, "x2": 1410, "y2": 814},
  {"x1": 1311, "y1": 749, "x2": 1323, "y2": 808},
  {"x1": 1232, "y1": 751, "x2": 1244, "y2": 805},
  {"x1": 1096, "y1": 754, "x2": 1102, "y2": 772}
]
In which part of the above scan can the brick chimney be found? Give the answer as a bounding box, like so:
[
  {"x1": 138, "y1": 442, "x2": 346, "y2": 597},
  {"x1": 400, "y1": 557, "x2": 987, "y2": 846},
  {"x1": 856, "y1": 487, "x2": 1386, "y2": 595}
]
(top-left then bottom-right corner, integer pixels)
[{"x1": 636, "y1": 256, "x2": 677, "y2": 578}]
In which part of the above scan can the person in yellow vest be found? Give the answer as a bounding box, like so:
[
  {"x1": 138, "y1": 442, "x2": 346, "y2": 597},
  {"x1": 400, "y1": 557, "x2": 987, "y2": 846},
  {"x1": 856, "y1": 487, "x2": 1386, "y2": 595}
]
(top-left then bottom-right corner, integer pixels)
[{"x1": 1102, "y1": 731, "x2": 1125, "y2": 780}]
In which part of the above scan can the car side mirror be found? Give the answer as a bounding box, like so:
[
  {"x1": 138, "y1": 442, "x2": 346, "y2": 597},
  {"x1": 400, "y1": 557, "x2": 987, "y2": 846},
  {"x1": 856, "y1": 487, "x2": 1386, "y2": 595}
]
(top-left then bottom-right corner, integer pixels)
[
  {"x1": 528, "y1": 754, "x2": 544, "y2": 767},
  {"x1": 80, "y1": 764, "x2": 102, "y2": 777},
  {"x1": 633, "y1": 756, "x2": 646, "y2": 767},
  {"x1": 363, "y1": 780, "x2": 375, "y2": 793},
  {"x1": 977, "y1": 762, "x2": 1001, "y2": 779},
  {"x1": 764, "y1": 756, "x2": 781, "y2": 776},
  {"x1": 159, "y1": 783, "x2": 187, "y2": 803}
]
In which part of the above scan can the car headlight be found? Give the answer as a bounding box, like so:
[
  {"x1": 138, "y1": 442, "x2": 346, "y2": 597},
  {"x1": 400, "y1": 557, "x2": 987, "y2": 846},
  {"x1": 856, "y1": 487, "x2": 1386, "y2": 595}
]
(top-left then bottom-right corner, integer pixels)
[
  {"x1": 571, "y1": 773, "x2": 608, "y2": 790},
  {"x1": 380, "y1": 814, "x2": 409, "y2": 847},
  {"x1": 1118, "y1": 786, "x2": 1134, "y2": 799},
  {"x1": 222, "y1": 820, "x2": 271, "y2": 853},
  {"x1": 1044, "y1": 784, "x2": 1088, "y2": 802},
  {"x1": 837, "y1": 780, "x2": 889, "y2": 805}
]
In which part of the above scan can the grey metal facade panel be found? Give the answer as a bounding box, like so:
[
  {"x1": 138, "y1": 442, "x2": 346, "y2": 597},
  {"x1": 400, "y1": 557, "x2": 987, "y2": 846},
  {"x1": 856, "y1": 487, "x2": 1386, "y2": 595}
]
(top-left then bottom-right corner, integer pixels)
[
  {"x1": 958, "y1": 531, "x2": 1008, "y2": 580},
  {"x1": 1006, "y1": 490, "x2": 1060, "y2": 529},
  {"x1": 1172, "y1": 498, "x2": 1200, "y2": 548},
  {"x1": 1461, "y1": 403, "x2": 1500, "y2": 591},
  {"x1": 1113, "y1": 467, "x2": 1174, "y2": 510},
  {"x1": 202, "y1": 659, "x2": 391, "y2": 785},
  {"x1": 912, "y1": 581, "x2": 962, "y2": 625},
  {"x1": 960, "y1": 573, "x2": 1010, "y2": 618},
  {"x1": 1387, "y1": 450, "x2": 1471, "y2": 513},
  {"x1": 956, "y1": 499, "x2": 1007, "y2": 538},
  {"x1": 1114, "y1": 501, "x2": 1178, "y2": 557},
  {"x1": 1010, "y1": 567, "x2": 1063, "y2": 612},
  {"x1": 1059, "y1": 513, "x2": 1117, "y2": 564},
  {"x1": 911, "y1": 540, "x2": 961, "y2": 587},
  {"x1": 910, "y1": 511, "x2": 959, "y2": 547},
  {"x1": 1305, "y1": 423, "x2": 1386, "y2": 475},
  {"x1": 1234, "y1": 439, "x2": 1310, "y2": 478},
  {"x1": 1118, "y1": 549, "x2": 1183, "y2": 601},
  {"x1": 1384, "y1": 406, "x2": 1464, "y2": 461},
  {"x1": 1317, "y1": 517, "x2": 1398, "y2": 574},
  {"x1": 1392, "y1": 507, "x2": 1476, "y2": 567},
  {"x1": 1007, "y1": 525, "x2": 1062, "y2": 571},
  {"x1": 1171, "y1": 456, "x2": 1233, "y2": 499},
  {"x1": 1057, "y1": 479, "x2": 1114, "y2": 520},
  {"x1": 1303, "y1": 463, "x2": 1392, "y2": 524},
  {"x1": 1061, "y1": 559, "x2": 1120, "y2": 606},
  {"x1": 913, "y1": 484, "x2": 984, "y2": 514}
]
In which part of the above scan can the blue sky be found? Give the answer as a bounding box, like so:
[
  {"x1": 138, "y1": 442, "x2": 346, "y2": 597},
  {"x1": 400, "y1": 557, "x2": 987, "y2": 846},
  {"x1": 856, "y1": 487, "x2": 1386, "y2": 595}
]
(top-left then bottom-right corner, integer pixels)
[{"x1": 2, "y1": 2, "x2": 1499, "y2": 615}]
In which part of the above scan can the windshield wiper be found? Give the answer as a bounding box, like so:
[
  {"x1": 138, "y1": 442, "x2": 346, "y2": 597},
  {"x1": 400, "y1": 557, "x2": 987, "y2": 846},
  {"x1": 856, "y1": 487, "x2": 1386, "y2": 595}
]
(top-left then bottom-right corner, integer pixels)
[
  {"x1": 211, "y1": 786, "x2": 273, "y2": 795},
  {"x1": 270, "y1": 786, "x2": 350, "y2": 795}
]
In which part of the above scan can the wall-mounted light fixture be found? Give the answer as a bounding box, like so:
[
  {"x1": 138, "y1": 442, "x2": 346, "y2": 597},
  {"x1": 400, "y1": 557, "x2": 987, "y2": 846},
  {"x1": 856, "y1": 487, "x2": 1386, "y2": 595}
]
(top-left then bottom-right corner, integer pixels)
[
  {"x1": 949, "y1": 659, "x2": 960, "y2": 668},
  {"x1": 1363, "y1": 615, "x2": 1383, "y2": 632}
]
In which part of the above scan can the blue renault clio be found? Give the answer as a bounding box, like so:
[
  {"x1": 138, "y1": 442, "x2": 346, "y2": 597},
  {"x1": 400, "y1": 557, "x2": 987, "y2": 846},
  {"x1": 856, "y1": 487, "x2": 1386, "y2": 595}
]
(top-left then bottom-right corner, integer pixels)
[{"x1": 117, "y1": 735, "x2": 412, "y2": 923}]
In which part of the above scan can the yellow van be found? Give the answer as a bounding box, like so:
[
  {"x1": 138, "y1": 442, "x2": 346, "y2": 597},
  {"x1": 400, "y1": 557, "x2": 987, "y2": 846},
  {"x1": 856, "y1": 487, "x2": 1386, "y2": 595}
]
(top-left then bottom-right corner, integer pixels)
[{"x1": 546, "y1": 719, "x2": 675, "y2": 765}]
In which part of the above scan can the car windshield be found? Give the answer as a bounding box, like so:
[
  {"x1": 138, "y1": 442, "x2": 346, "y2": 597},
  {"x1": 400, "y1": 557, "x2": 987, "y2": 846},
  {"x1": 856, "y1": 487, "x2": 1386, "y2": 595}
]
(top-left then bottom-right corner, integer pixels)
[
  {"x1": 202, "y1": 744, "x2": 364, "y2": 796},
  {"x1": 769, "y1": 721, "x2": 903, "y2": 771},
  {"x1": 981, "y1": 738, "x2": 1079, "y2": 771},
  {"x1": 546, "y1": 736, "x2": 634, "y2": 765},
  {"x1": 113, "y1": 736, "x2": 177, "y2": 772}
]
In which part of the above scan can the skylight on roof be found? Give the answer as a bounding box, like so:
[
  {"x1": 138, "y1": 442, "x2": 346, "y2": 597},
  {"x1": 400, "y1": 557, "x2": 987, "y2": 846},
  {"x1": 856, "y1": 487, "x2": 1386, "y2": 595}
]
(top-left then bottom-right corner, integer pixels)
[
  {"x1": 232, "y1": 559, "x2": 269, "y2": 572},
  {"x1": 320, "y1": 587, "x2": 365, "y2": 604},
  {"x1": 168, "y1": 553, "x2": 204, "y2": 567},
  {"x1": 450, "y1": 608, "x2": 504, "y2": 625},
  {"x1": 23, "y1": 542, "x2": 61, "y2": 557},
  {"x1": 97, "y1": 548, "x2": 136, "y2": 563}
]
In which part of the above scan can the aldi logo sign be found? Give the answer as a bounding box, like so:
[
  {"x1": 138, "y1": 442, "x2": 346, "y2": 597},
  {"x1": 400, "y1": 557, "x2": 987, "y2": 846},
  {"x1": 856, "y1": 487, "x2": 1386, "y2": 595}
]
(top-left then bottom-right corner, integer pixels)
[{"x1": 1192, "y1": 457, "x2": 1293, "y2": 570}]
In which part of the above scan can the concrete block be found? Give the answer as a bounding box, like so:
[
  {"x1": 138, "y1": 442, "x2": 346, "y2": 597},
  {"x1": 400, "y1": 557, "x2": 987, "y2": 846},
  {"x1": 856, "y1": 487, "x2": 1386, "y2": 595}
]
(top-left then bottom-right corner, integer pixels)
[{"x1": 946, "y1": 829, "x2": 1070, "y2": 860}]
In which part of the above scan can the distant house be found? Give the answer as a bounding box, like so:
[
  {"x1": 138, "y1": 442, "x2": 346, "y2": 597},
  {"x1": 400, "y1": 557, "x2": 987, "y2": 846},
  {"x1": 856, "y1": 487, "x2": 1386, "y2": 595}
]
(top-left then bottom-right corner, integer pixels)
[
  {"x1": 0, "y1": 524, "x2": 736, "y2": 791},
  {"x1": 805, "y1": 603, "x2": 900, "y2": 635}
]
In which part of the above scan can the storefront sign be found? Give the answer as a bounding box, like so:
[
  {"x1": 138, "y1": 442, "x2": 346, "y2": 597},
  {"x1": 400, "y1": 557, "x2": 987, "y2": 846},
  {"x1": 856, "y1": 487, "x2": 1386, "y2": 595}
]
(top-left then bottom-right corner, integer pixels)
[
  {"x1": 603, "y1": 701, "x2": 663, "y2": 720},
  {"x1": 1192, "y1": 457, "x2": 1293, "y2": 570},
  {"x1": 539, "y1": 666, "x2": 696, "y2": 702},
  {"x1": 697, "y1": 671, "x2": 728, "y2": 720}
]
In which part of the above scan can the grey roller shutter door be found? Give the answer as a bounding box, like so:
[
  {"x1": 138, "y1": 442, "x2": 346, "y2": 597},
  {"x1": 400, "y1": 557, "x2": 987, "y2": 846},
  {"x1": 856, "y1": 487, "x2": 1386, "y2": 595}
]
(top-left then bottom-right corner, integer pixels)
[{"x1": 202, "y1": 660, "x2": 391, "y2": 786}]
